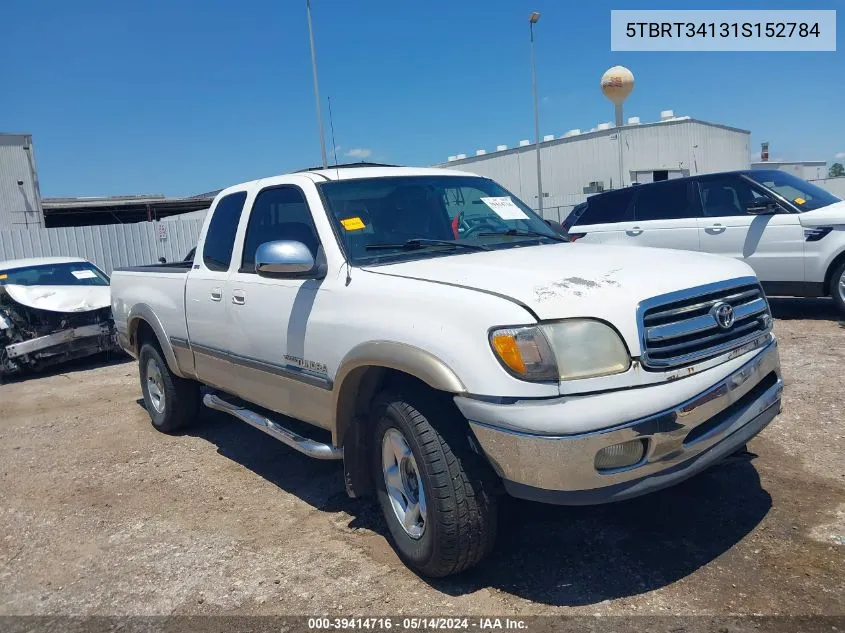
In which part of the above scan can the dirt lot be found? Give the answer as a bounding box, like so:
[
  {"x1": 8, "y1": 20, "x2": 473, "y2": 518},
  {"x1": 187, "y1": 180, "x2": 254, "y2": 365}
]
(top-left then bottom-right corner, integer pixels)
[{"x1": 1, "y1": 298, "x2": 843, "y2": 618}]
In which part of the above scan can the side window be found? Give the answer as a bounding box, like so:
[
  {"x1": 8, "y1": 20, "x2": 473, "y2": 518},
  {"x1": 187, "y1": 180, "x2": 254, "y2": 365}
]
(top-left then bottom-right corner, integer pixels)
[
  {"x1": 633, "y1": 180, "x2": 695, "y2": 221},
  {"x1": 698, "y1": 176, "x2": 767, "y2": 218},
  {"x1": 203, "y1": 192, "x2": 248, "y2": 272},
  {"x1": 577, "y1": 189, "x2": 635, "y2": 225},
  {"x1": 241, "y1": 186, "x2": 320, "y2": 272}
]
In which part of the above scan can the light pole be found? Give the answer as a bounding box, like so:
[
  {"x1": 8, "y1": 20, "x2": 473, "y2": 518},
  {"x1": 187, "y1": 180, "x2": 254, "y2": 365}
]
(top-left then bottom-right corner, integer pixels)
[
  {"x1": 307, "y1": 0, "x2": 328, "y2": 168},
  {"x1": 529, "y1": 11, "x2": 544, "y2": 216}
]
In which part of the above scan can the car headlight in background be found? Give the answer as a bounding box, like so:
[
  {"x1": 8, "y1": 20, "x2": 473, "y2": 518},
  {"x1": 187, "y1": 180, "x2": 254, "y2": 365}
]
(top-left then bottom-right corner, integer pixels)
[{"x1": 490, "y1": 319, "x2": 630, "y2": 382}]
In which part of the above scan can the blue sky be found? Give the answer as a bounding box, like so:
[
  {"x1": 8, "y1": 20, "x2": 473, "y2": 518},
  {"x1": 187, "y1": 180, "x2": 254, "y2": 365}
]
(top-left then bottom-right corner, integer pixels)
[{"x1": 1, "y1": 0, "x2": 842, "y2": 197}]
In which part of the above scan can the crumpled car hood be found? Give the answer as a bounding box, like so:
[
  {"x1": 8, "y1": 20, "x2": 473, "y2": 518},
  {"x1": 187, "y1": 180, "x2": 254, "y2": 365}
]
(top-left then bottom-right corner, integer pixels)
[{"x1": 2, "y1": 284, "x2": 111, "y2": 313}]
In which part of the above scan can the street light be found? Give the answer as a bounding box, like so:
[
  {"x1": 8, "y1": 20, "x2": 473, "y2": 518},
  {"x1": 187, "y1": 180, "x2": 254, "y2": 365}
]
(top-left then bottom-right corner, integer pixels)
[
  {"x1": 529, "y1": 11, "x2": 544, "y2": 215},
  {"x1": 307, "y1": 0, "x2": 328, "y2": 168}
]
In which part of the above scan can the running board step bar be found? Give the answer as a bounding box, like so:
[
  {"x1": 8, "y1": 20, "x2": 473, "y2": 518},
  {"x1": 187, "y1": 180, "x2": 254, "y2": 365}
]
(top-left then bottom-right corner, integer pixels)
[{"x1": 203, "y1": 393, "x2": 343, "y2": 460}]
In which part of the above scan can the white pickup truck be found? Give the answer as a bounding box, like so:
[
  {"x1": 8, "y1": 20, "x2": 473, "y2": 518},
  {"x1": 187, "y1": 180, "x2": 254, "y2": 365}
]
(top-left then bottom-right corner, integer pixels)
[{"x1": 111, "y1": 165, "x2": 783, "y2": 577}]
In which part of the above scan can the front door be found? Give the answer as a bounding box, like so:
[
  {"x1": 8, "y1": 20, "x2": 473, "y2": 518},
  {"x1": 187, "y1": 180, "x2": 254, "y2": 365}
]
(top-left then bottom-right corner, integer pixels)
[
  {"x1": 696, "y1": 174, "x2": 805, "y2": 283},
  {"x1": 224, "y1": 184, "x2": 334, "y2": 430}
]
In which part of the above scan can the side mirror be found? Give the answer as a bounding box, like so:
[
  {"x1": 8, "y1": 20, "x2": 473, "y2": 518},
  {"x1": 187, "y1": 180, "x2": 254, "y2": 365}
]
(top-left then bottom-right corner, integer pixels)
[
  {"x1": 745, "y1": 200, "x2": 779, "y2": 215},
  {"x1": 255, "y1": 240, "x2": 317, "y2": 276}
]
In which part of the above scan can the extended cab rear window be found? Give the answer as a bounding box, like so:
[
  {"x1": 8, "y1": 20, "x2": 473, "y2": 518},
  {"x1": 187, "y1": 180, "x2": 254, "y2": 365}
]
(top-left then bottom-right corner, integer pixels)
[{"x1": 203, "y1": 192, "x2": 248, "y2": 271}]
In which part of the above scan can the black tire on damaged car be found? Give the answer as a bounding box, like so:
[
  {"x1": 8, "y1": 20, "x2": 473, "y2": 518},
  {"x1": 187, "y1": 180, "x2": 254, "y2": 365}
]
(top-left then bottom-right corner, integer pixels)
[
  {"x1": 370, "y1": 386, "x2": 498, "y2": 578},
  {"x1": 138, "y1": 342, "x2": 200, "y2": 433}
]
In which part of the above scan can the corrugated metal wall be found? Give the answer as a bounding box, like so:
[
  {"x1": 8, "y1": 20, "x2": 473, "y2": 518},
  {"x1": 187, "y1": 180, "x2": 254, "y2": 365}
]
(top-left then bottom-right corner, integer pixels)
[
  {"x1": 0, "y1": 218, "x2": 204, "y2": 274},
  {"x1": 0, "y1": 134, "x2": 44, "y2": 230},
  {"x1": 439, "y1": 119, "x2": 750, "y2": 222},
  {"x1": 812, "y1": 176, "x2": 845, "y2": 199}
]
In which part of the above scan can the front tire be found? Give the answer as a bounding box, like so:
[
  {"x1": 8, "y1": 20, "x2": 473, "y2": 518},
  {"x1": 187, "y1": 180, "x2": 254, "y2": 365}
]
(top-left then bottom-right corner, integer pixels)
[
  {"x1": 370, "y1": 388, "x2": 498, "y2": 577},
  {"x1": 831, "y1": 260, "x2": 845, "y2": 316},
  {"x1": 139, "y1": 343, "x2": 200, "y2": 433}
]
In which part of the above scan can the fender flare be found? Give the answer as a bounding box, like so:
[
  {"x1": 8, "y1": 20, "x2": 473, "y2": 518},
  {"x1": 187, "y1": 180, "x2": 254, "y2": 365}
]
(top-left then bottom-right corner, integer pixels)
[
  {"x1": 126, "y1": 304, "x2": 185, "y2": 378},
  {"x1": 332, "y1": 340, "x2": 466, "y2": 446}
]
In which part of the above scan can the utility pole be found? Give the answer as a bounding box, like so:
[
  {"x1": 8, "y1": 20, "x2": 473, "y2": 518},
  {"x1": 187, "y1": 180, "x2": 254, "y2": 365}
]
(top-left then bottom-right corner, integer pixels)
[
  {"x1": 529, "y1": 12, "x2": 544, "y2": 215},
  {"x1": 307, "y1": 0, "x2": 328, "y2": 168}
]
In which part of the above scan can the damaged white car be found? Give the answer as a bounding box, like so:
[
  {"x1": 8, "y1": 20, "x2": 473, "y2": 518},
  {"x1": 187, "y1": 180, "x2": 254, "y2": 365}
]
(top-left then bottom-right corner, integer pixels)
[{"x1": 0, "y1": 257, "x2": 117, "y2": 378}]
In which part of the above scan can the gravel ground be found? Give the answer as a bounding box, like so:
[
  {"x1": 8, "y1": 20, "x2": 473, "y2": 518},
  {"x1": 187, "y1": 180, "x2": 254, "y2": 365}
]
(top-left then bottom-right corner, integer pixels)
[{"x1": 0, "y1": 297, "x2": 843, "y2": 618}]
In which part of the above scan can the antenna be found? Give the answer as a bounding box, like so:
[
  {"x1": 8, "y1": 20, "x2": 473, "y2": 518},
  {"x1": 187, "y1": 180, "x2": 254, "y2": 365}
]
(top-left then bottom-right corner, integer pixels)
[
  {"x1": 328, "y1": 96, "x2": 340, "y2": 180},
  {"x1": 327, "y1": 95, "x2": 351, "y2": 286}
]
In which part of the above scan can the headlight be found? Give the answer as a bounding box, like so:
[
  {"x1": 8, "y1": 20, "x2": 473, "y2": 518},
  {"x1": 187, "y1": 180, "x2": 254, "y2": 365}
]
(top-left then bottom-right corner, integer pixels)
[{"x1": 490, "y1": 319, "x2": 630, "y2": 382}]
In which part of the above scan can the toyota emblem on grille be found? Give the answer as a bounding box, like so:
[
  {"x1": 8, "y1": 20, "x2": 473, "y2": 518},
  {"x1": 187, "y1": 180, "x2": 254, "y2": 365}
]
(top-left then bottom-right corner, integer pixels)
[{"x1": 712, "y1": 301, "x2": 735, "y2": 330}]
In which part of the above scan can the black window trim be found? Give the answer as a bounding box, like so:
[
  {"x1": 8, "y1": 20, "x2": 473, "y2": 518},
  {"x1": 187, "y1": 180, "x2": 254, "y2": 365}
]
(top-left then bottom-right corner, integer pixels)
[
  {"x1": 238, "y1": 183, "x2": 323, "y2": 275},
  {"x1": 202, "y1": 190, "x2": 249, "y2": 272}
]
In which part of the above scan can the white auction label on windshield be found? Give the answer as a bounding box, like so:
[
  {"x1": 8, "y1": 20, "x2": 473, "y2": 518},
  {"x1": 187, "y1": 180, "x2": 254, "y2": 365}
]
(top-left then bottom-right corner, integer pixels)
[
  {"x1": 71, "y1": 270, "x2": 97, "y2": 280},
  {"x1": 480, "y1": 197, "x2": 529, "y2": 220}
]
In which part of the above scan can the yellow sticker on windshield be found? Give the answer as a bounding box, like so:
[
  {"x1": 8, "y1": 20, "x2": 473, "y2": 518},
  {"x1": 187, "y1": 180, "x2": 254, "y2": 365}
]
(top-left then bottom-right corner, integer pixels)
[
  {"x1": 341, "y1": 216, "x2": 366, "y2": 231},
  {"x1": 794, "y1": 197, "x2": 806, "y2": 205}
]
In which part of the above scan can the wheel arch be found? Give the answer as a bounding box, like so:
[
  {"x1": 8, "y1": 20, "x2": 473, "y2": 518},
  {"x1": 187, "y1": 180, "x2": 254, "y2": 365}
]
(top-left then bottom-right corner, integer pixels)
[
  {"x1": 823, "y1": 249, "x2": 845, "y2": 296},
  {"x1": 126, "y1": 304, "x2": 184, "y2": 378},
  {"x1": 333, "y1": 341, "x2": 467, "y2": 498}
]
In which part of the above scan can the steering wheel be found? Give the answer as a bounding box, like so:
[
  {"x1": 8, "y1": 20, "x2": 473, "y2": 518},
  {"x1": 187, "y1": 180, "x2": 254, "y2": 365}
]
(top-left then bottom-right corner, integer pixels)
[{"x1": 460, "y1": 215, "x2": 508, "y2": 238}]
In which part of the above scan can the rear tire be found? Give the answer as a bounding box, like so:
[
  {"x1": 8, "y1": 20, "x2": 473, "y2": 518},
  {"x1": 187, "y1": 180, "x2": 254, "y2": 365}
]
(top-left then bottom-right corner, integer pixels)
[
  {"x1": 139, "y1": 343, "x2": 200, "y2": 433},
  {"x1": 831, "y1": 260, "x2": 845, "y2": 317},
  {"x1": 370, "y1": 387, "x2": 498, "y2": 578}
]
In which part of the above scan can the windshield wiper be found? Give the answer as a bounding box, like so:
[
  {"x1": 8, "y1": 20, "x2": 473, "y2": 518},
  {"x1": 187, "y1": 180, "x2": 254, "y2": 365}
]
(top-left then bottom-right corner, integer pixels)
[
  {"x1": 365, "y1": 239, "x2": 490, "y2": 251},
  {"x1": 477, "y1": 228, "x2": 568, "y2": 242}
]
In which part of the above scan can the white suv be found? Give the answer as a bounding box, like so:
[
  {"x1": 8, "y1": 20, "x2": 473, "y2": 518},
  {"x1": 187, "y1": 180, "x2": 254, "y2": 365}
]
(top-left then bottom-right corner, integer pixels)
[{"x1": 564, "y1": 170, "x2": 845, "y2": 315}]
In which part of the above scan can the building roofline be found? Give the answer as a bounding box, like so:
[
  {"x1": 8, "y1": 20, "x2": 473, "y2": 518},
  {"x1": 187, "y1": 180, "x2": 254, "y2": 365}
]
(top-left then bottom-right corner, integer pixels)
[
  {"x1": 751, "y1": 160, "x2": 827, "y2": 166},
  {"x1": 436, "y1": 117, "x2": 751, "y2": 167}
]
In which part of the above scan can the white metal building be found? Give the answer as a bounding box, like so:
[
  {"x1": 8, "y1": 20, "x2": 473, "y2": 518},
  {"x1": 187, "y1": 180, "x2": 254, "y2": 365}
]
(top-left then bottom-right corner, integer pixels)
[
  {"x1": 436, "y1": 113, "x2": 751, "y2": 222},
  {"x1": 0, "y1": 133, "x2": 44, "y2": 230},
  {"x1": 750, "y1": 160, "x2": 827, "y2": 182}
]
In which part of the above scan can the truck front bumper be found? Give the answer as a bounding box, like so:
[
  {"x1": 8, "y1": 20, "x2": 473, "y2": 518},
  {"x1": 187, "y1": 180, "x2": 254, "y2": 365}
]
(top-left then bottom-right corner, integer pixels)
[{"x1": 455, "y1": 338, "x2": 782, "y2": 505}]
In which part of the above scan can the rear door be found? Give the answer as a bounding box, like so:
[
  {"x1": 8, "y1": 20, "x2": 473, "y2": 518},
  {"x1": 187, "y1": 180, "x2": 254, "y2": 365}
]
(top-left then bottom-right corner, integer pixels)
[
  {"x1": 627, "y1": 179, "x2": 701, "y2": 252},
  {"x1": 184, "y1": 190, "x2": 248, "y2": 390},
  {"x1": 567, "y1": 188, "x2": 636, "y2": 244},
  {"x1": 696, "y1": 174, "x2": 805, "y2": 283}
]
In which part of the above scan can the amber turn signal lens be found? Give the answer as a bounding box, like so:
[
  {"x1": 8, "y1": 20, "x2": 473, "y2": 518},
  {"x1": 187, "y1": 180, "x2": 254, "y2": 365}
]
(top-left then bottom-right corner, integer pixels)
[{"x1": 491, "y1": 333, "x2": 526, "y2": 375}]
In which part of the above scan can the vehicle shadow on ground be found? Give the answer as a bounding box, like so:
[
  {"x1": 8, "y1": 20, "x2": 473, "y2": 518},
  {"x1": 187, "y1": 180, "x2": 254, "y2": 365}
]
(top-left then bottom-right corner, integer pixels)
[
  {"x1": 183, "y1": 407, "x2": 771, "y2": 606},
  {"x1": 428, "y1": 457, "x2": 771, "y2": 606},
  {"x1": 0, "y1": 351, "x2": 132, "y2": 385},
  {"x1": 768, "y1": 297, "x2": 844, "y2": 324}
]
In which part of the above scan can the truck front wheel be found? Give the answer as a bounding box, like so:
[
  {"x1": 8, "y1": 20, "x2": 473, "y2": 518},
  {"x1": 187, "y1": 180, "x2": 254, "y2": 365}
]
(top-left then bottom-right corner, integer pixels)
[
  {"x1": 139, "y1": 343, "x2": 200, "y2": 433},
  {"x1": 370, "y1": 388, "x2": 498, "y2": 577}
]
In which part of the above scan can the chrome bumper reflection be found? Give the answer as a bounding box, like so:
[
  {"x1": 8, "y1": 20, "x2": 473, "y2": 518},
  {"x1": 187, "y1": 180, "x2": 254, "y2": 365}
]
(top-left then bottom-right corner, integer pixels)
[{"x1": 469, "y1": 339, "x2": 782, "y2": 498}]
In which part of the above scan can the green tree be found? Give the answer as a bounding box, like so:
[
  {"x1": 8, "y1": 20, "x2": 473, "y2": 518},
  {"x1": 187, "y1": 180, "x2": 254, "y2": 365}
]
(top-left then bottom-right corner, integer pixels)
[{"x1": 830, "y1": 162, "x2": 845, "y2": 178}]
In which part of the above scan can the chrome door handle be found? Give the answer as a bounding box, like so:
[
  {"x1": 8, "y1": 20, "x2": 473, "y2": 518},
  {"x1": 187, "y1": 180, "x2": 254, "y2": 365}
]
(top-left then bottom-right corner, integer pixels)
[
  {"x1": 627, "y1": 226, "x2": 643, "y2": 236},
  {"x1": 232, "y1": 291, "x2": 245, "y2": 305},
  {"x1": 210, "y1": 288, "x2": 222, "y2": 302},
  {"x1": 706, "y1": 223, "x2": 726, "y2": 234}
]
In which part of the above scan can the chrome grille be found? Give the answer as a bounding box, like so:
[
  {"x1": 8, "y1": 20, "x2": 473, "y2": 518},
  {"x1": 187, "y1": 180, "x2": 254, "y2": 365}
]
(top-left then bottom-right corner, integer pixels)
[{"x1": 639, "y1": 278, "x2": 772, "y2": 370}]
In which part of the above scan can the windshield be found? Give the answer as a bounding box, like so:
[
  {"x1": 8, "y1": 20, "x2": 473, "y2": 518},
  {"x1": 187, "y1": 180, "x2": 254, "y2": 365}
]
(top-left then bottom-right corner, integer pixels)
[
  {"x1": 0, "y1": 262, "x2": 109, "y2": 287},
  {"x1": 318, "y1": 175, "x2": 561, "y2": 264},
  {"x1": 746, "y1": 170, "x2": 841, "y2": 212}
]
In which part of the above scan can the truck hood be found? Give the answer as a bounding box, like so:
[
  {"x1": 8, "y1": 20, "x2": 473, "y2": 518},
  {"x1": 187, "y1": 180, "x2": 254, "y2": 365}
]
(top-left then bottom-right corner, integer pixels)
[
  {"x1": 798, "y1": 200, "x2": 845, "y2": 227},
  {"x1": 2, "y1": 284, "x2": 111, "y2": 313},
  {"x1": 366, "y1": 243, "x2": 756, "y2": 354}
]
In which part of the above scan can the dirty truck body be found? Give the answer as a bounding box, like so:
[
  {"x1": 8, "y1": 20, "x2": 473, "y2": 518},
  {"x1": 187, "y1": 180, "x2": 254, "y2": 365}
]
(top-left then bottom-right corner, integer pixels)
[
  {"x1": 0, "y1": 257, "x2": 117, "y2": 377},
  {"x1": 110, "y1": 166, "x2": 783, "y2": 577}
]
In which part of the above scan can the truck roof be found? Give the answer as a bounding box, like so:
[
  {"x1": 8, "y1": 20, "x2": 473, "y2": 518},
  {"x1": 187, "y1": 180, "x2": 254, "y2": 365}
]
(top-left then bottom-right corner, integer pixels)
[{"x1": 217, "y1": 166, "x2": 481, "y2": 198}]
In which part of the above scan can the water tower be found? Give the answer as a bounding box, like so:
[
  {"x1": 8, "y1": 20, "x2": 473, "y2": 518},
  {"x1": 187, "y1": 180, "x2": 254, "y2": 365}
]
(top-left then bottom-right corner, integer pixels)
[{"x1": 601, "y1": 66, "x2": 635, "y2": 128}]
